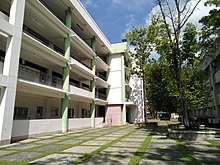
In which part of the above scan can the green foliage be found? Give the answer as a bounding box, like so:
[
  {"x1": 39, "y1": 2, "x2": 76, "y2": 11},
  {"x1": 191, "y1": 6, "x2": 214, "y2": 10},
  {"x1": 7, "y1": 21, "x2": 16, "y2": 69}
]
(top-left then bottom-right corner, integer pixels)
[
  {"x1": 199, "y1": 0, "x2": 220, "y2": 55},
  {"x1": 146, "y1": 61, "x2": 178, "y2": 115},
  {"x1": 126, "y1": 0, "x2": 212, "y2": 125}
]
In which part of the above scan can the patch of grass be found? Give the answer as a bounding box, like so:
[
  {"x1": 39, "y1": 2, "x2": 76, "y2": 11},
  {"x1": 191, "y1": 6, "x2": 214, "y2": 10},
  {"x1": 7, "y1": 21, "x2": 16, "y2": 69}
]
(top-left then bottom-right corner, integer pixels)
[
  {"x1": 176, "y1": 140, "x2": 200, "y2": 165},
  {"x1": 70, "y1": 128, "x2": 139, "y2": 164},
  {"x1": 208, "y1": 140, "x2": 220, "y2": 147},
  {"x1": 0, "y1": 126, "x2": 128, "y2": 165},
  {"x1": 128, "y1": 126, "x2": 157, "y2": 165}
]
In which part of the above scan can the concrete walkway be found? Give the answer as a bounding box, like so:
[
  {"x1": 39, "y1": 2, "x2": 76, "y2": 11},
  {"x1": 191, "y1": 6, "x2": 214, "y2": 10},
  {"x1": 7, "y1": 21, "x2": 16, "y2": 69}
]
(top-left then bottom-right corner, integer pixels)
[{"x1": 0, "y1": 121, "x2": 219, "y2": 165}]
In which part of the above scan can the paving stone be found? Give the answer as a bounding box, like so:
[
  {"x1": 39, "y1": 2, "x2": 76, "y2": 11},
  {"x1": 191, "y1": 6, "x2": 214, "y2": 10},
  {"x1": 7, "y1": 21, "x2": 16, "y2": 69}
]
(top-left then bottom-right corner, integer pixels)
[
  {"x1": 18, "y1": 138, "x2": 40, "y2": 143},
  {"x1": 63, "y1": 146, "x2": 100, "y2": 153},
  {"x1": 54, "y1": 136, "x2": 70, "y2": 140},
  {"x1": 66, "y1": 133, "x2": 84, "y2": 137},
  {"x1": 37, "y1": 135, "x2": 54, "y2": 139},
  {"x1": 35, "y1": 145, "x2": 65, "y2": 152},
  {"x1": 30, "y1": 153, "x2": 82, "y2": 165},
  {"x1": 5, "y1": 143, "x2": 40, "y2": 150},
  {"x1": 105, "y1": 134, "x2": 123, "y2": 137},
  {"x1": 74, "y1": 136, "x2": 93, "y2": 140},
  {"x1": 192, "y1": 151, "x2": 220, "y2": 163},
  {"x1": 95, "y1": 136, "x2": 118, "y2": 141},
  {"x1": 151, "y1": 139, "x2": 176, "y2": 143},
  {"x1": 186, "y1": 145, "x2": 220, "y2": 152},
  {"x1": 35, "y1": 139, "x2": 60, "y2": 144},
  {"x1": 122, "y1": 137, "x2": 145, "y2": 142},
  {"x1": 185, "y1": 141, "x2": 212, "y2": 145},
  {"x1": 0, "y1": 152, "x2": 41, "y2": 162},
  {"x1": 86, "y1": 133, "x2": 103, "y2": 137},
  {"x1": 128, "y1": 135, "x2": 147, "y2": 139},
  {"x1": 82, "y1": 140, "x2": 110, "y2": 146},
  {"x1": 57, "y1": 139, "x2": 83, "y2": 145},
  {"x1": 80, "y1": 155, "x2": 130, "y2": 165},
  {"x1": 143, "y1": 149, "x2": 183, "y2": 159},
  {"x1": 152, "y1": 135, "x2": 167, "y2": 139},
  {"x1": 0, "y1": 150, "x2": 14, "y2": 156},
  {"x1": 100, "y1": 147, "x2": 137, "y2": 156},
  {"x1": 112, "y1": 141, "x2": 141, "y2": 148},
  {"x1": 148, "y1": 143, "x2": 178, "y2": 149},
  {"x1": 140, "y1": 159, "x2": 187, "y2": 165}
]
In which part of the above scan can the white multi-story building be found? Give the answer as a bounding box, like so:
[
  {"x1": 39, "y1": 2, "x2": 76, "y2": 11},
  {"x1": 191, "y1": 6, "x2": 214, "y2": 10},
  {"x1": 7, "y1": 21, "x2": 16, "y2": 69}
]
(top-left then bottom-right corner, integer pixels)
[{"x1": 0, "y1": 0, "x2": 144, "y2": 145}]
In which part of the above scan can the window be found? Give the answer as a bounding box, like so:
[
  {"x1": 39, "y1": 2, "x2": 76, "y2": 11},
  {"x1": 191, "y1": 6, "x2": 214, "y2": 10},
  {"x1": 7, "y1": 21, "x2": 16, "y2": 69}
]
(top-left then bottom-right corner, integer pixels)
[
  {"x1": 14, "y1": 107, "x2": 28, "y2": 119},
  {"x1": 81, "y1": 108, "x2": 87, "y2": 118},
  {"x1": 35, "y1": 106, "x2": 43, "y2": 119},
  {"x1": 68, "y1": 108, "x2": 74, "y2": 118},
  {"x1": 51, "y1": 107, "x2": 59, "y2": 118}
]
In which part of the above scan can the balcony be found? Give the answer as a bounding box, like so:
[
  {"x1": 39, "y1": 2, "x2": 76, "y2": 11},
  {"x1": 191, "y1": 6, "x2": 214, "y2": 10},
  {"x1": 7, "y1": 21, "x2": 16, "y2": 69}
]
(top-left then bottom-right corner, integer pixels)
[
  {"x1": 214, "y1": 70, "x2": 220, "y2": 84},
  {"x1": 125, "y1": 66, "x2": 130, "y2": 77},
  {"x1": 96, "y1": 56, "x2": 110, "y2": 72},
  {"x1": 125, "y1": 80, "x2": 132, "y2": 92},
  {"x1": 70, "y1": 58, "x2": 95, "y2": 81},
  {"x1": 95, "y1": 76, "x2": 110, "y2": 88},
  {"x1": 26, "y1": 0, "x2": 68, "y2": 37},
  {"x1": 70, "y1": 31, "x2": 96, "y2": 60},
  {"x1": 69, "y1": 85, "x2": 92, "y2": 103},
  {"x1": 17, "y1": 66, "x2": 65, "y2": 98},
  {"x1": 18, "y1": 65, "x2": 63, "y2": 89},
  {"x1": 95, "y1": 92, "x2": 108, "y2": 106},
  {"x1": 22, "y1": 32, "x2": 68, "y2": 67},
  {"x1": 96, "y1": 92, "x2": 107, "y2": 100}
]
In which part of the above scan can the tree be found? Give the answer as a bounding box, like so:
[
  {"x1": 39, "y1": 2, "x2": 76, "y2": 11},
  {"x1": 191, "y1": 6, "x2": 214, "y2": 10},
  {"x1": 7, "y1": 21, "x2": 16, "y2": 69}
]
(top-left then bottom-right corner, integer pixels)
[
  {"x1": 126, "y1": 26, "x2": 153, "y2": 124},
  {"x1": 146, "y1": 60, "x2": 177, "y2": 118},
  {"x1": 148, "y1": 0, "x2": 202, "y2": 126},
  {"x1": 199, "y1": 0, "x2": 220, "y2": 56}
]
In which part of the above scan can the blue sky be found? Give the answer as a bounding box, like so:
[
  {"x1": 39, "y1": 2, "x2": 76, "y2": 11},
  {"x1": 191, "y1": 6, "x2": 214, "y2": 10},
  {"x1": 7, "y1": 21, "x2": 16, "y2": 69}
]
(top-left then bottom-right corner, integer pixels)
[
  {"x1": 81, "y1": 0, "x2": 156, "y2": 44},
  {"x1": 81, "y1": 0, "x2": 215, "y2": 47}
]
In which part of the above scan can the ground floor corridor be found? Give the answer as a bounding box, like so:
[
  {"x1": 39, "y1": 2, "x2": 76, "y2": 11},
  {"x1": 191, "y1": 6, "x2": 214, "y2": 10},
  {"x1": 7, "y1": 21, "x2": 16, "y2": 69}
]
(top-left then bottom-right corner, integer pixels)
[{"x1": 0, "y1": 121, "x2": 219, "y2": 164}]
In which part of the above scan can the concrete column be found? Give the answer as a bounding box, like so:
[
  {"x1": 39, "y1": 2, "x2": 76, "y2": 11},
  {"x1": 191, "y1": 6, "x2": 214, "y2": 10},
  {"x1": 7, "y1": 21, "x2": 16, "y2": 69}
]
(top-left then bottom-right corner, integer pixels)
[
  {"x1": 90, "y1": 37, "x2": 96, "y2": 127},
  {"x1": 0, "y1": 0, "x2": 25, "y2": 145},
  {"x1": 106, "y1": 53, "x2": 110, "y2": 102},
  {"x1": 210, "y1": 65, "x2": 220, "y2": 119},
  {"x1": 61, "y1": 8, "x2": 71, "y2": 133},
  {"x1": 121, "y1": 54, "x2": 126, "y2": 125}
]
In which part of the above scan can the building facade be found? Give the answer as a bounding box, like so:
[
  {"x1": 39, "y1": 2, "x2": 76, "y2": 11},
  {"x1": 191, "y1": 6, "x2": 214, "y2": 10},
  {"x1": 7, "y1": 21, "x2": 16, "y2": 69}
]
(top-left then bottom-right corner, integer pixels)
[
  {"x1": 200, "y1": 48, "x2": 220, "y2": 124},
  {"x1": 0, "y1": 0, "x2": 144, "y2": 145}
]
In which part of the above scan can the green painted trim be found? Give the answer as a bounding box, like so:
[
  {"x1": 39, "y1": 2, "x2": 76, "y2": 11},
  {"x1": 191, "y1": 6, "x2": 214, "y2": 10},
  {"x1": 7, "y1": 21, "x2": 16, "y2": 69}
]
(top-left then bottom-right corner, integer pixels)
[
  {"x1": 121, "y1": 53, "x2": 126, "y2": 125},
  {"x1": 61, "y1": 8, "x2": 71, "y2": 133},
  {"x1": 90, "y1": 37, "x2": 96, "y2": 128},
  {"x1": 106, "y1": 53, "x2": 110, "y2": 102}
]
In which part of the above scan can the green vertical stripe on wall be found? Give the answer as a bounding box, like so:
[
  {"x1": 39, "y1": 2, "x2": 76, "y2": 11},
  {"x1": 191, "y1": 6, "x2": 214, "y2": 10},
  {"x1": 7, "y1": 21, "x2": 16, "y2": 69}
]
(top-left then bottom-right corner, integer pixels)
[
  {"x1": 121, "y1": 53, "x2": 126, "y2": 125},
  {"x1": 61, "y1": 8, "x2": 71, "y2": 133},
  {"x1": 90, "y1": 37, "x2": 96, "y2": 128}
]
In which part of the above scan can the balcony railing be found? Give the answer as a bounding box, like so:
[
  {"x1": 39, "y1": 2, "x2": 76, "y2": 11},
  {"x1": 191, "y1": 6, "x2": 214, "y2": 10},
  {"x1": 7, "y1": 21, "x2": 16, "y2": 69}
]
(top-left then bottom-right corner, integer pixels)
[
  {"x1": 18, "y1": 65, "x2": 63, "y2": 89},
  {"x1": 96, "y1": 73, "x2": 107, "y2": 81},
  {"x1": 96, "y1": 92, "x2": 107, "y2": 100},
  {"x1": 23, "y1": 26, "x2": 64, "y2": 55}
]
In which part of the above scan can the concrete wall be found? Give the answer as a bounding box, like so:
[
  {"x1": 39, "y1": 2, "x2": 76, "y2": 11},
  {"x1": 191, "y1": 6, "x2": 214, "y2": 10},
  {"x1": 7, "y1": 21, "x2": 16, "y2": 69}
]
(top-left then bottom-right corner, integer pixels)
[
  {"x1": 106, "y1": 105, "x2": 122, "y2": 126},
  {"x1": 129, "y1": 75, "x2": 144, "y2": 123},
  {"x1": 108, "y1": 54, "x2": 122, "y2": 104},
  {"x1": 12, "y1": 117, "x2": 103, "y2": 141}
]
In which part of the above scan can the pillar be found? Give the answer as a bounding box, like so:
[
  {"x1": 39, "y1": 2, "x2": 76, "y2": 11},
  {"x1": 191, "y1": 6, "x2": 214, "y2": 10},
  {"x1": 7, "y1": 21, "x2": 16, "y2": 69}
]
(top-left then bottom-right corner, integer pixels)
[
  {"x1": 106, "y1": 53, "x2": 110, "y2": 101},
  {"x1": 0, "y1": 0, "x2": 26, "y2": 145},
  {"x1": 61, "y1": 8, "x2": 71, "y2": 133},
  {"x1": 121, "y1": 54, "x2": 126, "y2": 125},
  {"x1": 210, "y1": 64, "x2": 220, "y2": 119},
  {"x1": 90, "y1": 37, "x2": 96, "y2": 127}
]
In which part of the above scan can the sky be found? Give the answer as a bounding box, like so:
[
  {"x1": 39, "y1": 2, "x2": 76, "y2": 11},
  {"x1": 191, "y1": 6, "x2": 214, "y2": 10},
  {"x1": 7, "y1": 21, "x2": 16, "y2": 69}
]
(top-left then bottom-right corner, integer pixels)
[{"x1": 81, "y1": 0, "x2": 215, "y2": 44}]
